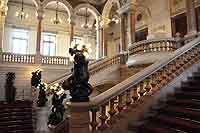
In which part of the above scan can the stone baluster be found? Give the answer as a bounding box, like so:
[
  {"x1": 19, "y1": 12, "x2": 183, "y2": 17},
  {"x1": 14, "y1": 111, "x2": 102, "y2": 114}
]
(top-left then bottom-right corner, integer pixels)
[
  {"x1": 117, "y1": 94, "x2": 124, "y2": 116},
  {"x1": 98, "y1": 104, "x2": 108, "y2": 130},
  {"x1": 108, "y1": 98, "x2": 117, "y2": 125},
  {"x1": 90, "y1": 109, "x2": 98, "y2": 132},
  {"x1": 131, "y1": 87, "x2": 139, "y2": 103},
  {"x1": 138, "y1": 82, "x2": 145, "y2": 97},
  {"x1": 124, "y1": 89, "x2": 132, "y2": 112},
  {"x1": 144, "y1": 77, "x2": 152, "y2": 93}
]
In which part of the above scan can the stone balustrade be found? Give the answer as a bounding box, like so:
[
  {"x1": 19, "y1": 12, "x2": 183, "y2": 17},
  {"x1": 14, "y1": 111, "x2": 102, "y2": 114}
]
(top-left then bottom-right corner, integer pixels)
[
  {"x1": 129, "y1": 38, "x2": 177, "y2": 55},
  {"x1": 0, "y1": 52, "x2": 71, "y2": 66},
  {"x1": 42, "y1": 56, "x2": 70, "y2": 66},
  {"x1": 66, "y1": 37, "x2": 200, "y2": 133},
  {"x1": 47, "y1": 53, "x2": 127, "y2": 88},
  {"x1": 2, "y1": 52, "x2": 35, "y2": 64}
]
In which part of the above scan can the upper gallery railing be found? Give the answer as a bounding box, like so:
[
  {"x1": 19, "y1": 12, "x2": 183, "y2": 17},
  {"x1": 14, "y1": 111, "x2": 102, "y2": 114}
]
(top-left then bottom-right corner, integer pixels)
[
  {"x1": 129, "y1": 38, "x2": 177, "y2": 55},
  {"x1": 0, "y1": 53, "x2": 71, "y2": 65},
  {"x1": 129, "y1": 33, "x2": 200, "y2": 56},
  {"x1": 42, "y1": 55, "x2": 69, "y2": 65},
  {"x1": 2, "y1": 53, "x2": 35, "y2": 64},
  {"x1": 67, "y1": 34, "x2": 200, "y2": 132}
]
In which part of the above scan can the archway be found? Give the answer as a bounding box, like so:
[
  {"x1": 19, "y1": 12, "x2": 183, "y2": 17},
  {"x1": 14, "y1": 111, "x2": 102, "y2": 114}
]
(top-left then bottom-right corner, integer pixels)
[
  {"x1": 41, "y1": 0, "x2": 73, "y2": 57},
  {"x1": 74, "y1": 4, "x2": 101, "y2": 59},
  {"x1": 43, "y1": 0, "x2": 73, "y2": 18},
  {"x1": 102, "y1": 0, "x2": 121, "y2": 57}
]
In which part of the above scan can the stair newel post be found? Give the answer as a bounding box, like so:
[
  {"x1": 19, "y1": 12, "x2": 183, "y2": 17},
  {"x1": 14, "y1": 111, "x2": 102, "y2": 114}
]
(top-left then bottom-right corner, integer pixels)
[
  {"x1": 66, "y1": 102, "x2": 91, "y2": 133},
  {"x1": 98, "y1": 104, "x2": 108, "y2": 130},
  {"x1": 124, "y1": 89, "x2": 132, "y2": 112},
  {"x1": 90, "y1": 108, "x2": 98, "y2": 133},
  {"x1": 108, "y1": 98, "x2": 117, "y2": 125}
]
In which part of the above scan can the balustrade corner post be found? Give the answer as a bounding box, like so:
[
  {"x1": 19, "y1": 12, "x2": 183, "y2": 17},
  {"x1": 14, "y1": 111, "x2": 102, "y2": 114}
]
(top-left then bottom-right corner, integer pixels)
[
  {"x1": 35, "y1": 53, "x2": 42, "y2": 64},
  {"x1": 66, "y1": 102, "x2": 91, "y2": 133},
  {"x1": 120, "y1": 52, "x2": 128, "y2": 65}
]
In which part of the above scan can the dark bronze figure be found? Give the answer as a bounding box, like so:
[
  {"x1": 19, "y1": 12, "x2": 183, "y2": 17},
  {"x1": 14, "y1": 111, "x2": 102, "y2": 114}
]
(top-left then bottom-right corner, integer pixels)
[{"x1": 62, "y1": 46, "x2": 93, "y2": 102}]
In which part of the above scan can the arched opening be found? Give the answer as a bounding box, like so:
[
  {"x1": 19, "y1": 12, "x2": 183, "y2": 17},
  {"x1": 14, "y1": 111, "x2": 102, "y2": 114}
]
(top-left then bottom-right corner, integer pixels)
[
  {"x1": 3, "y1": 0, "x2": 38, "y2": 54},
  {"x1": 73, "y1": 4, "x2": 101, "y2": 60},
  {"x1": 102, "y1": 0, "x2": 121, "y2": 57},
  {"x1": 41, "y1": 0, "x2": 71, "y2": 57}
]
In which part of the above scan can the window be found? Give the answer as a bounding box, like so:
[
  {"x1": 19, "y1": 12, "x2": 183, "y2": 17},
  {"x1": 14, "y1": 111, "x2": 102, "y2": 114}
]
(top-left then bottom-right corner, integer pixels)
[
  {"x1": 42, "y1": 32, "x2": 56, "y2": 56},
  {"x1": 12, "y1": 29, "x2": 28, "y2": 54}
]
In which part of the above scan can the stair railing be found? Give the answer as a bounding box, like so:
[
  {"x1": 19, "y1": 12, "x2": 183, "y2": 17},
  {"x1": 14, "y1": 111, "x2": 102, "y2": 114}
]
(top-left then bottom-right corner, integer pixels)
[
  {"x1": 66, "y1": 36, "x2": 200, "y2": 132},
  {"x1": 47, "y1": 53, "x2": 127, "y2": 88}
]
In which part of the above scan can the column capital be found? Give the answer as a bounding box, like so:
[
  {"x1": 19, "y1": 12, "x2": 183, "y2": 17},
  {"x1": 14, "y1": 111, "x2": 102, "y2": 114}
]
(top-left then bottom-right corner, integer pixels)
[
  {"x1": 118, "y1": 1, "x2": 136, "y2": 15},
  {"x1": 36, "y1": 8, "x2": 44, "y2": 20},
  {"x1": 68, "y1": 15, "x2": 76, "y2": 25}
]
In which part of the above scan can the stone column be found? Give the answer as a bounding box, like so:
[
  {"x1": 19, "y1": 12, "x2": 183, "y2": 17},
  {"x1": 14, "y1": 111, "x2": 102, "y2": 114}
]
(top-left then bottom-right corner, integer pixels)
[
  {"x1": 69, "y1": 22, "x2": 75, "y2": 46},
  {"x1": 120, "y1": 14, "x2": 126, "y2": 52},
  {"x1": 102, "y1": 27, "x2": 107, "y2": 57},
  {"x1": 186, "y1": 0, "x2": 197, "y2": 35},
  {"x1": 118, "y1": 0, "x2": 136, "y2": 47},
  {"x1": 35, "y1": 9, "x2": 44, "y2": 64},
  {"x1": 96, "y1": 19, "x2": 101, "y2": 59},
  {"x1": 66, "y1": 102, "x2": 90, "y2": 133},
  {"x1": 127, "y1": 9, "x2": 136, "y2": 47},
  {"x1": 0, "y1": 1, "x2": 7, "y2": 62},
  {"x1": 99, "y1": 27, "x2": 104, "y2": 58}
]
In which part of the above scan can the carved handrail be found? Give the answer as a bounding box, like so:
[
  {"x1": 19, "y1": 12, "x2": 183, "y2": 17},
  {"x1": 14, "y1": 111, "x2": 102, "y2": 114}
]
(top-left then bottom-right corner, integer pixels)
[
  {"x1": 42, "y1": 56, "x2": 70, "y2": 65},
  {"x1": 2, "y1": 52, "x2": 35, "y2": 64},
  {"x1": 67, "y1": 37, "x2": 200, "y2": 132},
  {"x1": 129, "y1": 38, "x2": 177, "y2": 55}
]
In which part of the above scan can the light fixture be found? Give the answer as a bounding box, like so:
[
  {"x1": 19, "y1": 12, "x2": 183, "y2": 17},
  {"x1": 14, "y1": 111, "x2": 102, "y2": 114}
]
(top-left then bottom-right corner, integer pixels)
[
  {"x1": 51, "y1": 0, "x2": 62, "y2": 24},
  {"x1": 81, "y1": 8, "x2": 92, "y2": 29},
  {"x1": 16, "y1": 0, "x2": 28, "y2": 20}
]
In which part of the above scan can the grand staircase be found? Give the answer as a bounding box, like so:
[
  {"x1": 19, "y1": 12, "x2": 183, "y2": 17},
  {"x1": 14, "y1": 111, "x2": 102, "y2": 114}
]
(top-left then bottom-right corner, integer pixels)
[
  {"x1": 0, "y1": 100, "x2": 35, "y2": 133},
  {"x1": 134, "y1": 69, "x2": 200, "y2": 133}
]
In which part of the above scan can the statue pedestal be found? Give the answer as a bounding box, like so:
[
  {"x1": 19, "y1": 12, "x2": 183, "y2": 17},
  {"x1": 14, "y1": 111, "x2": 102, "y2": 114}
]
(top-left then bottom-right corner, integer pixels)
[{"x1": 66, "y1": 102, "x2": 90, "y2": 133}]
